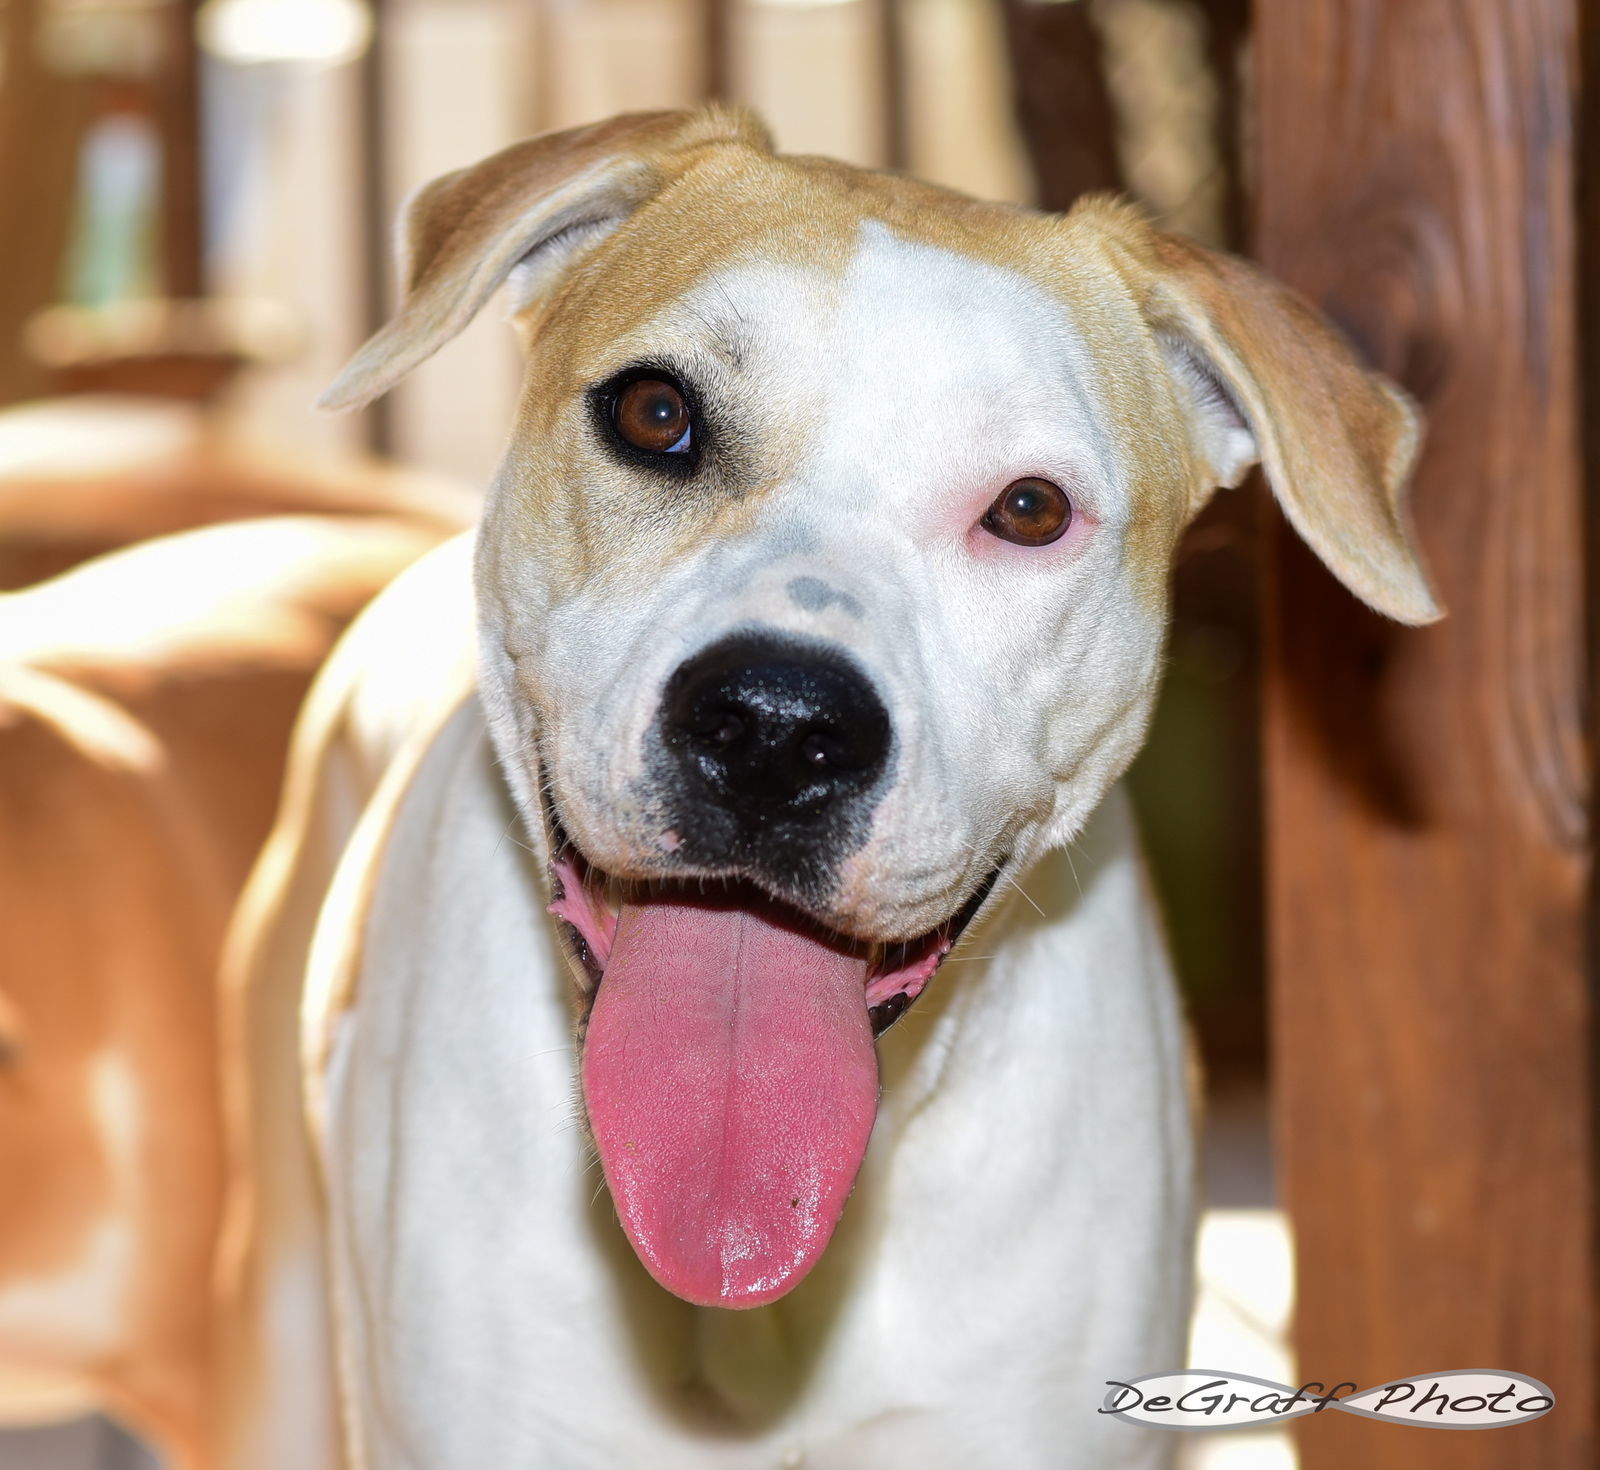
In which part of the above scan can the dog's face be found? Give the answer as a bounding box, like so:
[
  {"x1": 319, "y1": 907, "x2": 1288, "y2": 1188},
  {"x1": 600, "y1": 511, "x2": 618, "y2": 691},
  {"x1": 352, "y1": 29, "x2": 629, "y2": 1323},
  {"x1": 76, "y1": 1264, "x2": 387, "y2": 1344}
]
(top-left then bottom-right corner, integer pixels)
[
  {"x1": 487, "y1": 197, "x2": 1191, "y2": 941},
  {"x1": 329, "y1": 107, "x2": 1437, "y2": 1312}
]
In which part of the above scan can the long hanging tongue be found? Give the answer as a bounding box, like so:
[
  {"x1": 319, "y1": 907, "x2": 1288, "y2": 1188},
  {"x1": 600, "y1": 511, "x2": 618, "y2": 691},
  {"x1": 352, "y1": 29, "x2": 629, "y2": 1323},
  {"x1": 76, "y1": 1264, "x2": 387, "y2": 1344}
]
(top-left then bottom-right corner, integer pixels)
[{"x1": 581, "y1": 892, "x2": 879, "y2": 1308}]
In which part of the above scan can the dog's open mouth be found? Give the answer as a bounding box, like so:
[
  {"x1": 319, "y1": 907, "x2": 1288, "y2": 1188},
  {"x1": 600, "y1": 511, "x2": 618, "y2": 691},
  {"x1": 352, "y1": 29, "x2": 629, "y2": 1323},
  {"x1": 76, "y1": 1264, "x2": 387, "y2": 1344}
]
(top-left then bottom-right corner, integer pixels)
[{"x1": 541, "y1": 803, "x2": 1000, "y2": 1310}]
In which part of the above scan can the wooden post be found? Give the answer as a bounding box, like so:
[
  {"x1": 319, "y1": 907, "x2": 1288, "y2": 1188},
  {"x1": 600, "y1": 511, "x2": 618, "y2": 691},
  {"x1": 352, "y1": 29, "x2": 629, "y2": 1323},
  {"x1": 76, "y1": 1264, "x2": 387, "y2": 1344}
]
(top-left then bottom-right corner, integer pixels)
[
  {"x1": 876, "y1": 0, "x2": 908, "y2": 173},
  {"x1": 358, "y1": 0, "x2": 392, "y2": 454},
  {"x1": 158, "y1": 0, "x2": 206, "y2": 299},
  {"x1": 996, "y1": 0, "x2": 1121, "y2": 209},
  {"x1": 704, "y1": 0, "x2": 733, "y2": 102},
  {"x1": 1257, "y1": 5, "x2": 1594, "y2": 1468},
  {"x1": 0, "y1": 0, "x2": 91, "y2": 405}
]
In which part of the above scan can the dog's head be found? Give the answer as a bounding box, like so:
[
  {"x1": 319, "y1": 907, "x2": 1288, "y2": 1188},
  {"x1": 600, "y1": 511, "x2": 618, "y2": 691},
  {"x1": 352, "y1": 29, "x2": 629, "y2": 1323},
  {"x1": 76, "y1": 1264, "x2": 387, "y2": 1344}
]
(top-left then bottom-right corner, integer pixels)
[{"x1": 328, "y1": 106, "x2": 1436, "y2": 1310}]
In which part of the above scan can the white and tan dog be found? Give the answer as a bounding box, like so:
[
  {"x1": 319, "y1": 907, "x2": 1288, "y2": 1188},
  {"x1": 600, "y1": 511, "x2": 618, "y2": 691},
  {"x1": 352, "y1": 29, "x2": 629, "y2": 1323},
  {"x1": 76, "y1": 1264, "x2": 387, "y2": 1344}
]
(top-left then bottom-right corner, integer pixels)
[{"x1": 227, "y1": 106, "x2": 1437, "y2": 1470}]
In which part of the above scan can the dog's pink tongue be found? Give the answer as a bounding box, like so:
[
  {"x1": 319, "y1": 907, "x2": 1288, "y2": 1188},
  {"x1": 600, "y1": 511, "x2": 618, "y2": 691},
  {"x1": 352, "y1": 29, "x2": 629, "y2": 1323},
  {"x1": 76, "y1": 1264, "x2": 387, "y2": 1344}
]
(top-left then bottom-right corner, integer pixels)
[{"x1": 582, "y1": 895, "x2": 878, "y2": 1308}]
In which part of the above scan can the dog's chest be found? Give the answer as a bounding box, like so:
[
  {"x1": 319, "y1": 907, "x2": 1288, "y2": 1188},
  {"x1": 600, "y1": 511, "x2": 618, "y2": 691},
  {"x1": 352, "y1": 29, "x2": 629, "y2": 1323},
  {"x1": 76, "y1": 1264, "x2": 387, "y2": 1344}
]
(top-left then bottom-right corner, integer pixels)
[{"x1": 317, "y1": 716, "x2": 1190, "y2": 1468}]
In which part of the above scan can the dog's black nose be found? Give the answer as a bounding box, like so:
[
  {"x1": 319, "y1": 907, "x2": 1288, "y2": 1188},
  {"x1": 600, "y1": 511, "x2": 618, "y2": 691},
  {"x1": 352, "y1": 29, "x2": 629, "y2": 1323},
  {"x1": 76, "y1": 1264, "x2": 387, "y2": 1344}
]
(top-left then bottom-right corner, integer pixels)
[{"x1": 662, "y1": 635, "x2": 891, "y2": 815}]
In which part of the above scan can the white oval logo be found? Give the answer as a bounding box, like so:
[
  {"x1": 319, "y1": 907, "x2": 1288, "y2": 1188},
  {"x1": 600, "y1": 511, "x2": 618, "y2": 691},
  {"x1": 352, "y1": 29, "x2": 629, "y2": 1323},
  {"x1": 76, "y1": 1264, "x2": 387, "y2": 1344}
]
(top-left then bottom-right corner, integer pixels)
[{"x1": 1100, "y1": 1370, "x2": 1555, "y2": 1432}]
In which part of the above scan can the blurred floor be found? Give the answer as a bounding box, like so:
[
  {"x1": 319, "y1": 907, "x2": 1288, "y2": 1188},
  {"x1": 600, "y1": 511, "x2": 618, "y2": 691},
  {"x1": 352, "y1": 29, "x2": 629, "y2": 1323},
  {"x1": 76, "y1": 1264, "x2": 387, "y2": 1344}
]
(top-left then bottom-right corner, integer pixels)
[
  {"x1": 1, "y1": 1086, "x2": 1293, "y2": 1469},
  {"x1": 1179, "y1": 1083, "x2": 1297, "y2": 1470}
]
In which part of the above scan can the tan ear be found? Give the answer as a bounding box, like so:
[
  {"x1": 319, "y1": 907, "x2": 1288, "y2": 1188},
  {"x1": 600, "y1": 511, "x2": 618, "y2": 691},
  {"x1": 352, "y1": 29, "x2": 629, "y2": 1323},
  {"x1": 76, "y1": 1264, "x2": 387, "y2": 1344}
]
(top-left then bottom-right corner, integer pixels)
[
  {"x1": 1141, "y1": 229, "x2": 1441, "y2": 626},
  {"x1": 321, "y1": 105, "x2": 771, "y2": 411}
]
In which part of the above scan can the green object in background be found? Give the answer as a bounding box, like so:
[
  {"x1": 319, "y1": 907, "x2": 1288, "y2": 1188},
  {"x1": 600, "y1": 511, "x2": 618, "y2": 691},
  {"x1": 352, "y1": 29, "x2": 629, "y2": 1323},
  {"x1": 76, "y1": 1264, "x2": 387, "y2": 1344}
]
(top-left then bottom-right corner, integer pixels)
[
  {"x1": 62, "y1": 112, "x2": 161, "y2": 310},
  {"x1": 1126, "y1": 613, "x2": 1264, "y2": 1073}
]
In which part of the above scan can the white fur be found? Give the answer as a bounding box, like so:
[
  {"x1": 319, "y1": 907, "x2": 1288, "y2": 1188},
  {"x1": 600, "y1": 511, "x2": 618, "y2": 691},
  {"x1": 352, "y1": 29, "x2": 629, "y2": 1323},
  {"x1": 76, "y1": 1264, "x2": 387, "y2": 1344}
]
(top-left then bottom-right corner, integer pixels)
[
  {"x1": 252, "y1": 228, "x2": 1198, "y2": 1468},
  {"x1": 317, "y1": 677, "x2": 1190, "y2": 1469}
]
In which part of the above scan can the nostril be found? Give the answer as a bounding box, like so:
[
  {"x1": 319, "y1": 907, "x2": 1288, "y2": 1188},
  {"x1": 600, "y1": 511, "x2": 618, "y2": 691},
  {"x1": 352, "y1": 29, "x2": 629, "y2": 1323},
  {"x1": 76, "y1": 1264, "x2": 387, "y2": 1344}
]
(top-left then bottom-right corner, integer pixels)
[
  {"x1": 689, "y1": 710, "x2": 746, "y2": 748},
  {"x1": 798, "y1": 725, "x2": 880, "y2": 773},
  {"x1": 799, "y1": 732, "x2": 837, "y2": 768}
]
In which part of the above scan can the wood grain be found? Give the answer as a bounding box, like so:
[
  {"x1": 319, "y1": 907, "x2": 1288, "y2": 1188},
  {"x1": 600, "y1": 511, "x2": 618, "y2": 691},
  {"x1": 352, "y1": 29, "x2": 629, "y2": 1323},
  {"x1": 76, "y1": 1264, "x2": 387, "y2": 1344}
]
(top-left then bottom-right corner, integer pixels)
[{"x1": 1256, "y1": 4, "x2": 1593, "y2": 1468}]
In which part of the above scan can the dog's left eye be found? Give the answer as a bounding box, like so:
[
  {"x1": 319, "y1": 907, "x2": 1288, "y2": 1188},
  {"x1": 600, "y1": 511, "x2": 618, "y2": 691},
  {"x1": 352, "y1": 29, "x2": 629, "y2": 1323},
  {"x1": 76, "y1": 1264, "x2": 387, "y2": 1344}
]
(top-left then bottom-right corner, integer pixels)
[
  {"x1": 981, "y1": 477, "x2": 1073, "y2": 546},
  {"x1": 613, "y1": 378, "x2": 693, "y2": 455}
]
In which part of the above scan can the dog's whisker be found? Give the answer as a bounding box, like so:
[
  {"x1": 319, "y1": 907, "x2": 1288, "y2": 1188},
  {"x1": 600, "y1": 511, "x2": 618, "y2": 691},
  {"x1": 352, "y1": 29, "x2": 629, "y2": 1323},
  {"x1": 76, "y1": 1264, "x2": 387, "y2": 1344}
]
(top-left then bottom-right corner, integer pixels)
[
  {"x1": 490, "y1": 812, "x2": 523, "y2": 858},
  {"x1": 999, "y1": 869, "x2": 1047, "y2": 920},
  {"x1": 503, "y1": 832, "x2": 539, "y2": 858},
  {"x1": 1061, "y1": 842, "x2": 1083, "y2": 899}
]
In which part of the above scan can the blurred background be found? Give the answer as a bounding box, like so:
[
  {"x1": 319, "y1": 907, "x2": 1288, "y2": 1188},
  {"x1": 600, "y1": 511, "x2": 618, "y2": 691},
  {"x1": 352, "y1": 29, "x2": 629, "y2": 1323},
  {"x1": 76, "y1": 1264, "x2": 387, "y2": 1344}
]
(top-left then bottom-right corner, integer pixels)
[{"x1": 0, "y1": 0, "x2": 1283, "y2": 1465}]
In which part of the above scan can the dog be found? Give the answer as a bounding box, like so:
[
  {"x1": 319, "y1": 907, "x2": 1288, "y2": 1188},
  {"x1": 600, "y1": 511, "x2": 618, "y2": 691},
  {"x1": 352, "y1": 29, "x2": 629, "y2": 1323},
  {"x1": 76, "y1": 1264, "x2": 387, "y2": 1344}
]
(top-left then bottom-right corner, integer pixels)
[
  {"x1": 0, "y1": 510, "x2": 462, "y2": 1468},
  {"x1": 225, "y1": 104, "x2": 1437, "y2": 1470}
]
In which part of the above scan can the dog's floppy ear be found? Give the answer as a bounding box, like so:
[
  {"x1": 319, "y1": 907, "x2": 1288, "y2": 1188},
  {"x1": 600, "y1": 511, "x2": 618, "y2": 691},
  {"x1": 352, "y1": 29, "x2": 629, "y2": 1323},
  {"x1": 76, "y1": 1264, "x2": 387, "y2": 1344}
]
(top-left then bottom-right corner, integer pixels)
[
  {"x1": 321, "y1": 105, "x2": 771, "y2": 411},
  {"x1": 1141, "y1": 227, "x2": 1440, "y2": 625}
]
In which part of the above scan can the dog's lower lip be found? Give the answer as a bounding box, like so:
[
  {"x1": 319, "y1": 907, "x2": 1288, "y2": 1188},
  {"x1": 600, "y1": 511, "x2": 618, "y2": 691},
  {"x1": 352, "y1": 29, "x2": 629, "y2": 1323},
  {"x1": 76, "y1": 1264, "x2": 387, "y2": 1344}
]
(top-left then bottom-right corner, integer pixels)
[
  {"x1": 866, "y1": 990, "x2": 913, "y2": 1033},
  {"x1": 541, "y1": 790, "x2": 1003, "y2": 1036},
  {"x1": 542, "y1": 801, "x2": 605, "y2": 990}
]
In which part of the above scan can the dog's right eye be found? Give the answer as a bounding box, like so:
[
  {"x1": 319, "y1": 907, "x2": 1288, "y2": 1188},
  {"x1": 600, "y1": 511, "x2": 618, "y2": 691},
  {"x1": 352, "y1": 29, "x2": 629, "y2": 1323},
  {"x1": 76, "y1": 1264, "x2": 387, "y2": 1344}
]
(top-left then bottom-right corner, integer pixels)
[
  {"x1": 980, "y1": 477, "x2": 1073, "y2": 546},
  {"x1": 613, "y1": 378, "x2": 693, "y2": 455}
]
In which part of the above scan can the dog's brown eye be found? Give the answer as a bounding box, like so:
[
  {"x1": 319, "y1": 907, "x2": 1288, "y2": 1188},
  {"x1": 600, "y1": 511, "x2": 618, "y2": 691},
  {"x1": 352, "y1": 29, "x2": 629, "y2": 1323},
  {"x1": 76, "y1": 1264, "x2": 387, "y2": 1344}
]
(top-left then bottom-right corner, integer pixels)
[
  {"x1": 981, "y1": 478, "x2": 1072, "y2": 546},
  {"x1": 614, "y1": 378, "x2": 692, "y2": 454}
]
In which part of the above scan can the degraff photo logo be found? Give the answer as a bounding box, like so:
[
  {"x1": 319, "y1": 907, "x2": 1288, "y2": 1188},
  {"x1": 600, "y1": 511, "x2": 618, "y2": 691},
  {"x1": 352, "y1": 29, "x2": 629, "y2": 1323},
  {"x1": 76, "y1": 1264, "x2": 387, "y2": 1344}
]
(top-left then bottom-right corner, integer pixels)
[{"x1": 1100, "y1": 1369, "x2": 1555, "y2": 1433}]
